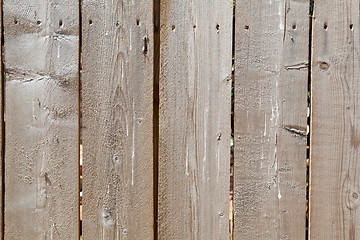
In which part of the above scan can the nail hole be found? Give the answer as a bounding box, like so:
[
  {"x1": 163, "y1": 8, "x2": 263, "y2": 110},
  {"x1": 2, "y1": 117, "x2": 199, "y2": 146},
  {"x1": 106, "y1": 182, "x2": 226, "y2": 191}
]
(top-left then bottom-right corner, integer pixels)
[
  {"x1": 136, "y1": 19, "x2": 140, "y2": 25},
  {"x1": 89, "y1": 19, "x2": 93, "y2": 25},
  {"x1": 350, "y1": 24, "x2": 354, "y2": 30},
  {"x1": 59, "y1": 19, "x2": 63, "y2": 27},
  {"x1": 172, "y1": 25, "x2": 175, "y2": 31},
  {"x1": 216, "y1": 24, "x2": 220, "y2": 32},
  {"x1": 292, "y1": 24, "x2": 296, "y2": 30},
  {"x1": 324, "y1": 23, "x2": 328, "y2": 30},
  {"x1": 102, "y1": 211, "x2": 111, "y2": 219},
  {"x1": 116, "y1": 21, "x2": 120, "y2": 27},
  {"x1": 245, "y1": 25, "x2": 249, "y2": 30},
  {"x1": 193, "y1": 25, "x2": 196, "y2": 29},
  {"x1": 37, "y1": 20, "x2": 41, "y2": 25},
  {"x1": 14, "y1": 19, "x2": 18, "y2": 24},
  {"x1": 113, "y1": 154, "x2": 120, "y2": 163}
]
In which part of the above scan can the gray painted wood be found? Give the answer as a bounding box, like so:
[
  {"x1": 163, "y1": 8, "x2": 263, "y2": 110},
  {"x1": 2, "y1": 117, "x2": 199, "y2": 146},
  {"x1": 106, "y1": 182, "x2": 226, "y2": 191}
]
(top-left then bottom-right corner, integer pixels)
[
  {"x1": 158, "y1": 0, "x2": 232, "y2": 239},
  {"x1": 234, "y1": 0, "x2": 308, "y2": 239},
  {"x1": 309, "y1": 1, "x2": 360, "y2": 239},
  {"x1": 3, "y1": 0, "x2": 79, "y2": 239},
  {"x1": 81, "y1": 0, "x2": 154, "y2": 239}
]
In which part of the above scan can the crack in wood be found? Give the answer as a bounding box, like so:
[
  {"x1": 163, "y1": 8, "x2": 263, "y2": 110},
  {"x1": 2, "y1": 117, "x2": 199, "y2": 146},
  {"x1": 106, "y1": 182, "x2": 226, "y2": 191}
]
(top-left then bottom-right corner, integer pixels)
[
  {"x1": 284, "y1": 62, "x2": 309, "y2": 70},
  {"x1": 5, "y1": 67, "x2": 75, "y2": 83},
  {"x1": 283, "y1": 125, "x2": 307, "y2": 138}
]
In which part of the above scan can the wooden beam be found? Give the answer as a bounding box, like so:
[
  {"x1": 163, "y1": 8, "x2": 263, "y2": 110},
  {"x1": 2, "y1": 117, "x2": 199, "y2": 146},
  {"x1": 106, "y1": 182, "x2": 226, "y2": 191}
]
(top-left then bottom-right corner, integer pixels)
[
  {"x1": 81, "y1": 0, "x2": 154, "y2": 239},
  {"x1": 234, "y1": 0, "x2": 309, "y2": 238},
  {"x1": 4, "y1": 0, "x2": 79, "y2": 238},
  {"x1": 158, "y1": 0, "x2": 232, "y2": 238},
  {"x1": 310, "y1": 1, "x2": 360, "y2": 239}
]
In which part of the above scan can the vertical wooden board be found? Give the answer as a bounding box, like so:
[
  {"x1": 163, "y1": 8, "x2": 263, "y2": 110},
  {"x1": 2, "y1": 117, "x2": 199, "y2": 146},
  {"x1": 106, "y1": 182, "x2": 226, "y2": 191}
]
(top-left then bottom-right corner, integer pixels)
[
  {"x1": 310, "y1": 1, "x2": 360, "y2": 239},
  {"x1": 3, "y1": 0, "x2": 79, "y2": 239},
  {"x1": 158, "y1": 0, "x2": 232, "y2": 239},
  {"x1": 234, "y1": 0, "x2": 308, "y2": 239},
  {"x1": 81, "y1": 1, "x2": 154, "y2": 239}
]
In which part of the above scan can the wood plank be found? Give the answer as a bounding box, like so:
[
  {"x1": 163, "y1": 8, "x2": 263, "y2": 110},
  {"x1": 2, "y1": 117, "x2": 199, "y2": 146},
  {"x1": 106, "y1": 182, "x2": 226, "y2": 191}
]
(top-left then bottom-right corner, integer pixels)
[
  {"x1": 234, "y1": 0, "x2": 308, "y2": 239},
  {"x1": 81, "y1": 1, "x2": 154, "y2": 239},
  {"x1": 309, "y1": 1, "x2": 360, "y2": 239},
  {"x1": 158, "y1": 1, "x2": 232, "y2": 239},
  {"x1": 3, "y1": 0, "x2": 79, "y2": 239}
]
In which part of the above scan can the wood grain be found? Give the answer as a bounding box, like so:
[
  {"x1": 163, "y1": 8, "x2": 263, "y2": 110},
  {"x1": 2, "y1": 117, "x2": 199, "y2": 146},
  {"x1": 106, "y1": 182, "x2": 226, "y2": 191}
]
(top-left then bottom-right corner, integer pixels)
[
  {"x1": 309, "y1": 1, "x2": 360, "y2": 239},
  {"x1": 81, "y1": 0, "x2": 154, "y2": 239},
  {"x1": 158, "y1": 0, "x2": 232, "y2": 239},
  {"x1": 3, "y1": 0, "x2": 79, "y2": 239},
  {"x1": 234, "y1": 0, "x2": 308, "y2": 239}
]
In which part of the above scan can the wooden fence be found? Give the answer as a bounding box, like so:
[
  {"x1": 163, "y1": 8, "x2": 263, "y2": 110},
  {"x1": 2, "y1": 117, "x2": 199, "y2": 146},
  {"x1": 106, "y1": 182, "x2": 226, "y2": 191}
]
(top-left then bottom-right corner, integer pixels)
[{"x1": 0, "y1": 0, "x2": 358, "y2": 239}]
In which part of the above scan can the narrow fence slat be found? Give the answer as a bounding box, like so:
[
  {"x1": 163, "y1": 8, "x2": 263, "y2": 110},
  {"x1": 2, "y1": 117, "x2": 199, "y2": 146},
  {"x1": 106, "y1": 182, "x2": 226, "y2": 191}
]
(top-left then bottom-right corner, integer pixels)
[
  {"x1": 3, "y1": 0, "x2": 79, "y2": 239},
  {"x1": 310, "y1": 1, "x2": 360, "y2": 239},
  {"x1": 158, "y1": 1, "x2": 232, "y2": 239},
  {"x1": 81, "y1": 1, "x2": 154, "y2": 239},
  {"x1": 234, "y1": 0, "x2": 308, "y2": 239}
]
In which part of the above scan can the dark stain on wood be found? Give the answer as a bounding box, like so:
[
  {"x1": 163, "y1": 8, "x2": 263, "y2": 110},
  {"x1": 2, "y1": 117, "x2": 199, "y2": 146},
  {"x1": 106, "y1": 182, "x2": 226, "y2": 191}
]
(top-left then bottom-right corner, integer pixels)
[{"x1": 351, "y1": 125, "x2": 360, "y2": 148}]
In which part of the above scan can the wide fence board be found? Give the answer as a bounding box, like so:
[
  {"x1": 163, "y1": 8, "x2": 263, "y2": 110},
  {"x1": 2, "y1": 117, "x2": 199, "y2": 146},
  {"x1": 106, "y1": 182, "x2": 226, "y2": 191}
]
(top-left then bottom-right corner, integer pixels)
[
  {"x1": 309, "y1": 1, "x2": 360, "y2": 239},
  {"x1": 81, "y1": 0, "x2": 154, "y2": 239},
  {"x1": 234, "y1": 0, "x2": 309, "y2": 239},
  {"x1": 158, "y1": 0, "x2": 232, "y2": 239},
  {"x1": 3, "y1": 0, "x2": 79, "y2": 239}
]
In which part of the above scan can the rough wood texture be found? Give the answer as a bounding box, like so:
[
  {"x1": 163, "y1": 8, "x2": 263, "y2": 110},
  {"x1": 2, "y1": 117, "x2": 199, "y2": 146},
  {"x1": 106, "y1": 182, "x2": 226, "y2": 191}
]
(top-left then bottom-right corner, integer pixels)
[
  {"x1": 234, "y1": 0, "x2": 308, "y2": 239},
  {"x1": 81, "y1": 1, "x2": 154, "y2": 239},
  {"x1": 310, "y1": 1, "x2": 360, "y2": 239},
  {"x1": 158, "y1": 0, "x2": 232, "y2": 239},
  {"x1": 3, "y1": 0, "x2": 79, "y2": 239}
]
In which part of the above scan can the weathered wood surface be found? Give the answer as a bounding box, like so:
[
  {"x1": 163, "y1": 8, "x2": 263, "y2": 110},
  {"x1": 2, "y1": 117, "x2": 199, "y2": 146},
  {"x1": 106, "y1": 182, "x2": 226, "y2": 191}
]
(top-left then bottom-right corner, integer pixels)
[
  {"x1": 309, "y1": 1, "x2": 360, "y2": 239},
  {"x1": 3, "y1": 0, "x2": 79, "y2": 239},
  {"x1": 158, "y1": 0, "x2": 232, "y2": 239},
  {"x1": 81, "y1": 0, "x2": 154, "y2": 239},
  {"x1": 234, "y1": 0, "x2": 308, "y2": 239}
]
